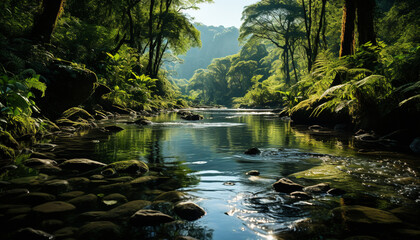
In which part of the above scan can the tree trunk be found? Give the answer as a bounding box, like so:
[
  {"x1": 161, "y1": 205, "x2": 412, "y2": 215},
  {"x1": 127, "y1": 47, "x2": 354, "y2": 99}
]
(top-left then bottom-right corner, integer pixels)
[
  {"x1": 339, "y1": 0, "x2": 356, "y2": 57},
  {"x1": 356, "y1": 0, "x2": 376, "y2": 45},
  {"x1": 31, "y1": 0, "x2": 66, "y2": 42}
]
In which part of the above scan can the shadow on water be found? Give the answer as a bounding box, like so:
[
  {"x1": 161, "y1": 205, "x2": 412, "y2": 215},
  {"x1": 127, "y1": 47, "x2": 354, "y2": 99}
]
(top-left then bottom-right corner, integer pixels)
[{"x1": 1, "y1": 109, "x2": 419, "y2": 239}]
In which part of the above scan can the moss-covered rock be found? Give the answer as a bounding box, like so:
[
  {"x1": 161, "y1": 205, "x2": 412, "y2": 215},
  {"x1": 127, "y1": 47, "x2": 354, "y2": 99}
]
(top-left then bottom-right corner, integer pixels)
[
  {"x1": 0, "y1": 144, "x2": 15, "y2": 161},
  {"x1": 331, "y1": 205, "x2": 402, "y2": 225},
  {"x1": 61, "y1": 107, "x2": 94, "y2": 121},
  {"x1": 77, "y1": 221, "x2": 121, "y2": 240},
  {"x1": 154, "y1": 191, "x2": 186, "y2": 203},
  {"x1": 291, "y1": 164, "x2": 351, "y2": 181},
  {"x1": 7, "y1": 116, "x2": 37, "y2": 140},
  {"x1": 0, "y1": 130, "x2": 19, "y2": 149}
]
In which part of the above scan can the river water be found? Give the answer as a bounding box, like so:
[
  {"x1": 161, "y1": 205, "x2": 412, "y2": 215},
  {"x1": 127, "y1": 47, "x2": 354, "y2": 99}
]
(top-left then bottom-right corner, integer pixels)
[{"x1": 1, "y1": 109, "x2": 419, "y2": 239}]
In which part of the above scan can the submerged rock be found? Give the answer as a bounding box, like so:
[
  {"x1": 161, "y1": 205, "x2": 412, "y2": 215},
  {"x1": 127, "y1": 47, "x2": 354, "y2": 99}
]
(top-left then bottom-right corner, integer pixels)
[
  {"x1": 272, "y1": 178, "x2": 304, "y2": 193},
  {"x1": 303, "y1": 183, "x2": 330, "y2": 194},
  {"x1": 174, "y1": 202, "x2": 206, "y2": 221},
  {"x1": 130, "y1": 209, "x2": 174, "y2": 226},
  {"x1": 244, "y1": 147, "x2": 261, "y2": 155},
  {"x1": 104, "y1": 125, "x2": 124, "y2": 132},
  {"x1": 134, "y1": 118, "x2": 152, "y2": 125},
  {"x1": 290, "y1": 191, "x2": 312, "y2": 201},
  {"x1": 102, "y1": 200, "x2": 151, "y2": 220},
  {"x1": 331, "y1": 205, "x2": 402, "y2": 226},
  {"x1": 78, "y1": 221, "x2": 121, "y2": 240},
  {"x1": 59, "y1": 158, "x2": 106, "y2": 172},
  {"x1": 246, "y1": 170, "x2": 260, "y2": 176},
  {"x1": 409, "y1": 137, "x2": 420, "y2": 154}
]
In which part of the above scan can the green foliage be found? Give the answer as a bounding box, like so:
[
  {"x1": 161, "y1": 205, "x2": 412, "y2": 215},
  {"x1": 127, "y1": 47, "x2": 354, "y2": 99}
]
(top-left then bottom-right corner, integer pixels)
[{"x1": 0, "y1": 72, "x2": 46, "y2": 117}]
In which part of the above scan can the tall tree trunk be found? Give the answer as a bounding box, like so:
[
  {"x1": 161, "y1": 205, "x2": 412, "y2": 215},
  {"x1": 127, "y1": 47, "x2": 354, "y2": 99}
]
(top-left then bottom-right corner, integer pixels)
[
  {"x1": 31, "y1": 0, "x2": 66, "y2": 42},
  {"x1": 356, "y1": 0, "x2": 376, "y2": 45},
  {"x1": 146, "y1": 0, "x2": 156, "y2": 76},
  {"x1": 339, "y1": 0, "x2": 356, "y2": 57}
]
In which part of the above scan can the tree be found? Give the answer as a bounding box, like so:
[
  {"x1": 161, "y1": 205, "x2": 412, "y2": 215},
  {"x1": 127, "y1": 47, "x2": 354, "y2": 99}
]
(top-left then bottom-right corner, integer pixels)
[{"x1": 32, "y1": 0, "x2": 66, "y2": 42}]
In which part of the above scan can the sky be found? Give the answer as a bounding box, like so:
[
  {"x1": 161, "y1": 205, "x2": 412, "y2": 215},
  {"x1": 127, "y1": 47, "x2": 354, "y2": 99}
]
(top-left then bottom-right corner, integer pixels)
[{"x1": 184, "y1": 0, "x2": 260, "y2": 28}]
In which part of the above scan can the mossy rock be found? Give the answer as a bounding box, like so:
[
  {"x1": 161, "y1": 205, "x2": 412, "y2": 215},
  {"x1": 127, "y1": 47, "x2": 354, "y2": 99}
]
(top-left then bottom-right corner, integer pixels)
[
  {"x1": 56, "y1": 118, "x2": 91, "y2": 128},
  {"x1": 62, "y1": 107, "x2": 94, "y2": 121},
  {"x1": 0, "y1": 144, "x2": 15, "y2": 161},
  {"x1": 0, "y1": 130, "x2": 19, "y2": 149},
  {"x1": 154, "y1": 191, "x2": 186, "y2": 203},
  {"x1": 291, "y1": 164, "x2": 351, "y2": 181},
  {"x1": 331, "y1": 205, "x2": 402, "y2": 225},
  {"x1": 7, "y1": 116, "x2": 37, "y2": 139},
  {"x1": 103, "y1": 160, "x2": 149, "y2": 175}
]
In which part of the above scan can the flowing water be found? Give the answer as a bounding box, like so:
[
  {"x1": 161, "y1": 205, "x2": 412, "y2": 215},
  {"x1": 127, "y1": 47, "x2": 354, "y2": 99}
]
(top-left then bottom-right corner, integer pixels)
[{"x1": 1, "y1": 109, "x2": 419, "y2": 239}]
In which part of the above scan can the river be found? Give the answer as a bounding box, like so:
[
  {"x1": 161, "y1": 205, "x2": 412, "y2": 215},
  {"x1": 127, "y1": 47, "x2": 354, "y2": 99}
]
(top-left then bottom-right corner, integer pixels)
[{"x1": 1, "y1": 109, "x2": 419, "y2": 239}]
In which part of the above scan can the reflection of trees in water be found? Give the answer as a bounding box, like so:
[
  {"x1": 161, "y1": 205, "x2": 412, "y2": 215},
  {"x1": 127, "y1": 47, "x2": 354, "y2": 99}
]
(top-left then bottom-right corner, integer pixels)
[{"x1": 128, "y1": 221, "x2": 213, "y2": 240}]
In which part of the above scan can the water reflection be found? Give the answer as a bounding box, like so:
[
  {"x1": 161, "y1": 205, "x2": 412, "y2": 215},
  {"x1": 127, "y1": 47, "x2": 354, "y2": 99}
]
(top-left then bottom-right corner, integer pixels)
[{"x1": 24, "y1": 110, "x2": 420, "y2": 239}]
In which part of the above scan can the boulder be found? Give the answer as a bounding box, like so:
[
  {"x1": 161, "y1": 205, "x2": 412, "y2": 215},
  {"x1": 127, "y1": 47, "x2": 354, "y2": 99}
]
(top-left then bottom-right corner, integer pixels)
[
  {"x1": 272, "y1": 178, "x2": 304, "y2": 193},
  {"x1": 130, "y1": 176, "x2": 160, "y2": 186},
  {"x1": 246, "y1": 170, "x2": 260, "y2": 176},
  {"x1": 42, "y1": 179, "x2": 69, "y2": 193},
  {"x1": 244, "y1": 147, "x2": 261, "y2": 155},
  {"x1": 38, "y1": 63, "x2": 97, "y2": 119},
  {"x1": 134, "y1": 118, "x2": 152, "y2": 125},
  {"x1": 102, "y1": 193, "x2": 128, "y2": 206},
  {"x1": 58, "y1": 191, "x2": 85, "y2": 200},
  {"x1": 78, "y1": 211, "x2": 107, "y2": 221},
  {"x1": 331, "y1": 205, "x2": 402, "y2": 226},
  {"x1": 290, "y1": 191, "x2": 312, "y2": 201},
  {"x1": 130, "y1": 209, "x2": 174, "y2": 226},
  {"x1": 327, "y1": 188, "x2": 347, "y2": 196},
  {"x1": 23, "y1": 158, "x2": 58, "y2": 170},
  {"x1": 174, "y1": 202, "x2": 206, "y2": 221},
  {"x1": 103, "y1": 160, "x2": 149, "y2": 175},
  {"x1": 77, "y1": 221, "x2": 120, "y2": 240},
  {"x1": 13, "y1": 227, "x2": 54, "y2": 240},
  {"x1": 67, "y1": 177, "x2": 90, "y2": 189},
  {"x1": 33, "y1": 201, "x2": 76, "y2": 214},
  {"x1": 303, "y1": 183, "x2": 330, "y2": 194},
  {"x1": 61, "y1": 107, "x2": 94, "y2": 121},
  {"x1": 59, "y1": 158, "x2": 106, "y2": 172}
]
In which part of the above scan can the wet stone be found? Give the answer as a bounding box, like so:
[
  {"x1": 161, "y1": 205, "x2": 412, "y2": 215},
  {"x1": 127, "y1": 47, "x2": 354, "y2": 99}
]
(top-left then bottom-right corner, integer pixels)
[
  {"x1": 244, "y1": 147, "x2": 261, "y2": 155},
  {"x1": 104, "y1": 160, "x2": 149, "y2": 175},
  {"x1": 130, "y1": 176, "x2": 159, "y2": 185},
  {"x1": 33, "y1": 201, "x2": 76, "y2": 214},
  {"x1": 67, "y1": 194, "x2": 98, "y2": 209},
  {"x1": 272, "y1": 178, "x2": 304, "y2": 193},
  {"x1": 14, "y1": 192, "x2": 56, "y2": 205},
  {"x1": 103, "y1": 193, "x2": 128, "y2": 206},
  {"x1": 174, "y1": 202, "x2": 206, "y2": 221},
  {"x1": 90, "y1": 174, "x2": 105, "y2": 180},
  {"x1": 78, "y1": 211, "x2": 107, "y2": 221},
  {"x1": 67, "y1": 177, "x2": 90, "y2": 189},
  {"x1": 13, "y1": 227, "x2": 54, "y2": 240},
  {"x1": 58, "y1": 191, "x2": 85, "y2": 200},
  {"x1": 331, "y1": 205, "x2": 402, "y2": 226},
  {"x1": 41, "y1": 219, "x2": 65, "y2": 231},
  {"x1": 96, "y1": 182, "x2": 132, "y2": 194},
  {"x1": 42, "y1": 179, "x2": 69, "y2": 193},
  {"x1": 327, "y1": 188, "x2": 347, "y2": 196},
  {"x1": 154, "y1": 191, "x2": 186, "y2": 203},
  {"x1": 130, "y1": 209, "x2": 174, "y2": 226},
  {"x1": 77, "y1": 221, "x2": 121, "y2": 240},
  {"x1": 303, "y1": 183, "x2": 330, "y2": 194},
  {"x1": 290, "y1": 191, "x2": 313, "y2": 201},
  {"x1": 54, "y1": 227, "x2": 78, "y2": 239},
  {"x1": 59, "y1": 158, "x2": 106, "y2": 172},
  {"x1": 102, "y1": 200, "x2": 151, "y2": 220},
  {"x1": 23, "y1": 158, "x2": 57, "y2": 168},
  {"x1": 0, "y1": 189, "x2": 30, "y2": 201},
  {"x1": 106, "y1": 176, "x2": 134, "y2": 183}
]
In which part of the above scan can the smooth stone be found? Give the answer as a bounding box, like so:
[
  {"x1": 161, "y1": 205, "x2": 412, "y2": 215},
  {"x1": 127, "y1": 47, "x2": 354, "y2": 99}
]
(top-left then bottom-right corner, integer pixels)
[
  {"x1": 33, "y1": 143, "x2": 58, "y2": 151},
  {"x1": 103, "y1": 193, "x2": 128, "y2": 206},
  {"x1": 29, "y1": 152, "x2": 56, "y2": 159},
  {"x1": 97, "y1": 182, "x2": 132, "y2": 193},
  {"x1": 244, "y1": 147, "x2": 261, "y2": 155},
  {"x1": 14, "y1": 192, "x2": 56, "y2": 205},
  {"x1": 23, "y1": 158, "x2": 57, "y2": 168},
  {"x1": 9, "y1": 175, "x2": 48, "y2": 186},
  {"x1": 106, "y1": 176, "x2": 134, "y2": 183},
  {"x1": 104, "y1": 160, "x2": 149, "y2": 175},
  {"x1": 246, "y1": 170, "x2": 260, "y2": 176},
  {"x1": 42, "y1": 179, "x2": 69, "y2": 193},
  {"x1": 130, "y1": 176, "x2": 159, "y2": 185},
  {"x1": 130, "y1": 209, "x2": 174, "y2": 226},
  {"x1": 54, "y1": 227, "x2": 78, "y2": 239},
  {"x1": 90, "y1": 174, "x2": 105, "y2": 180},
  {"x1": 33, "y1": 201, "x2": 76, "y2": 214},
  {"x1": 58, "y1": 191, "x2": 85, "y2": 200},
  {"x1": 41, "y1": 219, "x2": 65, "y2": 231},
  {"x1": 102, "y1": 200, "x2": 151, "y2": 220},
  {"x1": 290, "y1": 191, "x2": 313, "y2": 201},
  {"x1": 6, "y1": 206, "x2": 32, "y2": 215},
  {"x1": 0, "y1": 189, "x2": 30, "y2": 200},
  {"x1": 67, "y1": 177, "x2": 90, "y2": 188},
  {"x1": 77, "y1": 221, "x2": 120, "y2": 240},
  {"x1": 174, "y1": 202, "x2": 206, "y2": 221},
  {"x1": 78, "y1": 211, "x2": 107, "y2": 221},
  {"x1": 303, "y1": 183, "x2": 330, "y2": 194},
  {"x1": 67, "y1": 194, "x2": 98, "y2": 209},
  {"x1": 154, "y1": 191, "x2": 186, "y2": 203},
  {"x1": 13, "y1": 227, "x2": 54, "y2": 240},
  {"x1": 272, "y1": 178, "x2": 304, "y2": 193},
  {"x1": 331, "y1": 205, "x2": 402, "y2": 225},
  {"x1": 59, "y1": 158, "x2": 106, "y2": 172},
  {"x1": 327, "y1": 188, "x2": 347, "y2": 196}
]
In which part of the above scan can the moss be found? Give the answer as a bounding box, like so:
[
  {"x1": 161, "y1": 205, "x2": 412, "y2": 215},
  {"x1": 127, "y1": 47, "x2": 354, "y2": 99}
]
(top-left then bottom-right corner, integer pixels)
[
  {"x1": 105, "y1": 160, "x2": 149, "y2": 175},
  {"x1": 0, "y1": 130, "x2": 19, "y2": 149},
  {"x1": 291, "y1": 164, "x2": 351, "y2": 181},
  {"x1": 56, "y1": 118, "x2": 91, "y2": 128},
  {"x1": 0, "y1": 144, "x2": 15, "y2": 160},
  {"x1": 7, "y1": 116, "x2": 37, "y2": 139},
  {"x1": 62, "y1": 107, "x2": 94, "y2": 121}
]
